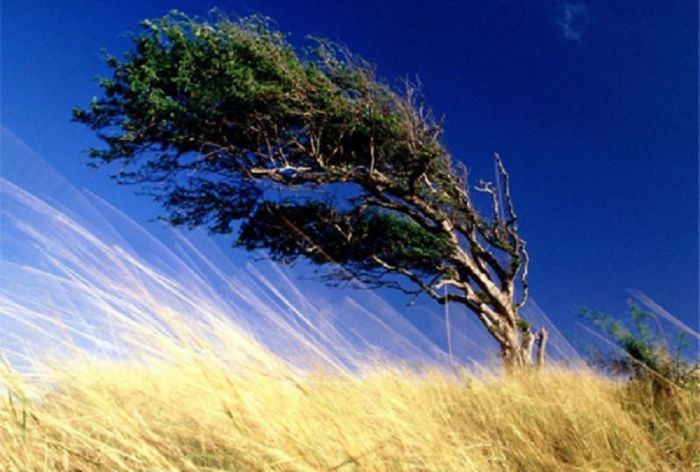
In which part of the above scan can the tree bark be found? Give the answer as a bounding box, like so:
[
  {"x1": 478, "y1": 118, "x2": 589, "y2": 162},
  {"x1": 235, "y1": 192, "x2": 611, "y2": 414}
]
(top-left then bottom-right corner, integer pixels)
[
  {"x1": 497, "y1": 320, "x2": 548, "y2": 372},
  {"x1": 501, "y1": 343, "x2": 534, "y2": 371},
  {"x1": 536, "y1": 327, "x2": 549, "y2": 369}
]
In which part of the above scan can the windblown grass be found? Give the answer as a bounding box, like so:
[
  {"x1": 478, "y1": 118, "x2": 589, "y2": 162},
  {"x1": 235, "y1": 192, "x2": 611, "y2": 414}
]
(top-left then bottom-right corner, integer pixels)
[
  {"x1": 2, "y1": 351, "x2": 697, "y2": 471},
  {"x1": 0, "y1": 169, "x2": 697, "y2": 471}
]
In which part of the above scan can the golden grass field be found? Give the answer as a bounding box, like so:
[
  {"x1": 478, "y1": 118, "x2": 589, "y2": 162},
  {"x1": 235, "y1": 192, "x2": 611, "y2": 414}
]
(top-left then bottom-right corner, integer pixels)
[
  {"x1": 2, "y1": 348, "x2": 698, "y2": 471},
  {"x1": 1, "y1": 176, "x2": 697, "y2": 471}
]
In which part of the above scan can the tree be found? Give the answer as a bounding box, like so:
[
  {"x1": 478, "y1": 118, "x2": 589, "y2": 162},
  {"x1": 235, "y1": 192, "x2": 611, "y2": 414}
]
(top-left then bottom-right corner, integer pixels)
[{"x1": 73, "y1": 11, "x2": 548, "y2": 370}]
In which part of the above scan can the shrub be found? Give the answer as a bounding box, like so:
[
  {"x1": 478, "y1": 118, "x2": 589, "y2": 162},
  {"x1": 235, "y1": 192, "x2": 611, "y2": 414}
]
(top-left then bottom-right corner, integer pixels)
[{"x1": 579, "y1": 303, "x2": 699, "y2": 398}]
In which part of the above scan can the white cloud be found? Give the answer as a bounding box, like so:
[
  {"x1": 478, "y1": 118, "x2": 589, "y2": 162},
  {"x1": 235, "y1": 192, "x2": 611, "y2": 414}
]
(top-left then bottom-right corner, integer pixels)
[{"x1": 555, "y1": 2, "x2": 589, "y2": 41}]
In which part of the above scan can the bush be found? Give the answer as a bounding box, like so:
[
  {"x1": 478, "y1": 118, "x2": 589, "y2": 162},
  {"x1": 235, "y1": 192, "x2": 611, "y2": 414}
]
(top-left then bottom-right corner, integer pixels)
[{"x1": 579, "y1": 303, "x2": 699, "y2": 397}]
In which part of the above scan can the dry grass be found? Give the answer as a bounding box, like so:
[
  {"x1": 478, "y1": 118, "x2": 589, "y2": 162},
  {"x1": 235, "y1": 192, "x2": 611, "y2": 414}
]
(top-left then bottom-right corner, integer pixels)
[
  {"x1": 1, "y1": 354, "x2": 697, "y2": 471},
  {"x1": 1, "y1": 176, "x2": 697, "y2": 471}
]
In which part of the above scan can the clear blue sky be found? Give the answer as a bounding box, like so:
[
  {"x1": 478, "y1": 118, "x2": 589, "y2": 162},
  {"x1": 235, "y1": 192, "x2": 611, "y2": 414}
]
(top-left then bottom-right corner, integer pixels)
[{"x1": 2, "y1": 1, "x2": 698, "y2": 337}]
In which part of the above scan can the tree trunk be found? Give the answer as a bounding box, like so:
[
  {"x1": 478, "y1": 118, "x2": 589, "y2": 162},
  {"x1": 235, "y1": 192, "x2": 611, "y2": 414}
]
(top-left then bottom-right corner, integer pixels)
[
  {"x1": 500, "y1": 341, "x2": 534, "y2": 372},
  {"x1": 498, "y1": 323, "x2": 548, "y2": 372}
]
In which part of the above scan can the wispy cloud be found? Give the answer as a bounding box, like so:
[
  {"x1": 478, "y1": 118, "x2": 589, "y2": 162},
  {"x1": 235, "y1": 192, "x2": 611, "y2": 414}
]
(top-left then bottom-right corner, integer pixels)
[{"x1": 555, "y1": 2, "x2": 589, "y2": 41}]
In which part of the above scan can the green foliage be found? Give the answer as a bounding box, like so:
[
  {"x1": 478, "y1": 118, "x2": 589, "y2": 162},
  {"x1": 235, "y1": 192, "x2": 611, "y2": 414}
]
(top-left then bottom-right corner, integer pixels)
[
  {"x1": 73, "y1": 10, "x2": 446, "y2": 188},
  {"x1": 71, "y1": 10, "x2": 465, "y2": 293},
  {"x1": 238, "y1": 202, "x2": 453, "y2": 278},
  {"x1": 579, "y1": 304, "x2": 699, "y2": 394},
  {"x1": 516, "y1": 318, "x2": 531, "y2": 334}
]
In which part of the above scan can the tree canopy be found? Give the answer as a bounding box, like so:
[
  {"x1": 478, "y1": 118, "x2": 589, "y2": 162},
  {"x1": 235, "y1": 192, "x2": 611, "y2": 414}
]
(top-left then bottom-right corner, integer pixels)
[{"x1": 74, "y1": 11, "x2": 547, "y2": 368}]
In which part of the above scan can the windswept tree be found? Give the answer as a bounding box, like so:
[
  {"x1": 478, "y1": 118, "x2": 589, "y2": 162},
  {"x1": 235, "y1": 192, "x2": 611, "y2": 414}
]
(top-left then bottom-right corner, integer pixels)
[{"x1": 74, "y1": 12, "x2": 548, "y2": 369}]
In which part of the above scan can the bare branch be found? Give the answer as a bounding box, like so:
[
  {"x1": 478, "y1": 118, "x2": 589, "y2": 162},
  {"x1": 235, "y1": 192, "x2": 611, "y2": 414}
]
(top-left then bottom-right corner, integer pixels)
[
  {"x1": 494, "y1": 153, "x2": 517, "y2": 225},
  {"x1": 515, "y1": 245, "x2": 530, "y2": 310},
  {"x1": 536, "y1": 327, "x2": 549, "y2": 369},
  {"x1": 474, "y1": 179, "x2": 501, "y2": 224}
]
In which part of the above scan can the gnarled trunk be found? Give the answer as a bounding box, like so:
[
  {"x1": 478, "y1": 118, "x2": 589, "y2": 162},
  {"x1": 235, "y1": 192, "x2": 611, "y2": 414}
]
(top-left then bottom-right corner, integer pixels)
[
  {"x1": 501, "y1": 345, "x2": 533, "y2": 371},
  {"x1": 498, "y1": 323, "x2": 549, "y2": 372}
]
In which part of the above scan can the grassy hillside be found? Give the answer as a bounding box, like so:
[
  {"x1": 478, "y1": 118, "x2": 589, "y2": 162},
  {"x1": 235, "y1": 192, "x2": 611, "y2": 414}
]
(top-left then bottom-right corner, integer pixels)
[
  {"x1": 2, "y1": 355, "x2": 697, "y2": 471},
  {"x1": 1, "y1": 172, "x2": 697, "y2": 471}
]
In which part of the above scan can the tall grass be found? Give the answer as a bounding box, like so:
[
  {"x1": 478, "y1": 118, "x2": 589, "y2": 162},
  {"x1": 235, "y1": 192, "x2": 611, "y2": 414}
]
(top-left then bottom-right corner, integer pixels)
[{"x1": 1, "y1": 352, "x2": 698, "y2": 470}]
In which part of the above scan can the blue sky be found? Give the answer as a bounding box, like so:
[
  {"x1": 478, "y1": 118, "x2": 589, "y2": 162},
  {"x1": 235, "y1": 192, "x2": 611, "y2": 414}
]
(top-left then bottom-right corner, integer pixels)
[{"x1": 2, "y1": 1, "x2": 698, "y2": 341}]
